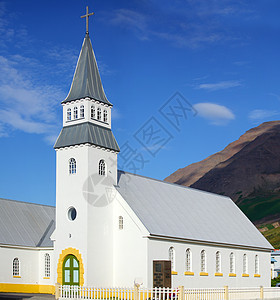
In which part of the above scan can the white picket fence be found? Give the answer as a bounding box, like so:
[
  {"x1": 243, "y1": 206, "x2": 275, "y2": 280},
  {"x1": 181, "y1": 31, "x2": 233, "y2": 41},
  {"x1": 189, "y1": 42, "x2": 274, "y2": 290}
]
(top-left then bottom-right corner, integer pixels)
[{"x1": 57, "y1": 285, "x2": 280, "y2": 300}]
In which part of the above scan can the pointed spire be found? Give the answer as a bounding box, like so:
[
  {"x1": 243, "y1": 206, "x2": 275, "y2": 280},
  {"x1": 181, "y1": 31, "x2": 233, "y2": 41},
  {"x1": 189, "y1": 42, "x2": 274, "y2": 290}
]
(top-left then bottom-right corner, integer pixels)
[{"x1": 62, "y1": 33, "x2": 112, "y2": 105}]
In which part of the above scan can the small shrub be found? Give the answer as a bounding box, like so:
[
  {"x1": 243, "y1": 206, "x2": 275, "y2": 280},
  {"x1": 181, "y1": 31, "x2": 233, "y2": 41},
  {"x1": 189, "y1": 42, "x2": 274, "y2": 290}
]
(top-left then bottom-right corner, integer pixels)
[{"x1": 271, "y1": 276, "x2": 280, "y2": 287}]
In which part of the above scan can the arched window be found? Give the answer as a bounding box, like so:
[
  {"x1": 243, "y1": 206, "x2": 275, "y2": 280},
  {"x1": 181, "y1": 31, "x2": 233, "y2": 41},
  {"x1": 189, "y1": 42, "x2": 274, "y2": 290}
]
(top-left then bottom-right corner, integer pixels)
[
  {"x1": 243, "y1": 254, "x2": 248, "y2": 274},
  {"x1": 97, "y1": 107, "x2": 101, "y2": 120},
  {"x1": 119, "y1": 216, "x2": 123, "y2": 230},
  {"x1": 80, "y1": 105, "x2": 84, "y2": 118},
  {"x1": 45, "y1": 253, "x2": 50, "y2": 277},
  {"x1": 99, "y1": 159, "x2": 106, "y2": 176},
  {"x1": 201, "y1": 250, "x2": 206, "y2": 272},
  {"x1": 169, "y1": 247, "x2": 175, "y2": 272},
  {"x1": 255, "y1": 255, "x2": 259, "y2": 274},
  {"x1": 186, "y1": 249, "x2": 191, "y2": 272},
  {"x1": 216, "y1": 251, "x2": 221, "y2": 273},
  {"x1": 74, "y1": 107, "x2": 78, "y2": 119},
  {"x1": 91, "y1": 106, "x2": 95, "y2": 119},
  {"x1": 67, "y1": 108, "x2": 71, "y2": 121},
  {"x1": 103, "y1": 109, "x2": 108, "y2": 123},
  {"x1": 230, "y1": 252, "x2": 235, "y2": 274},
  {"x1": 69, "y1": 158, "x2": 76, "y2": 174},
  {"x1": 13, "y1": 258, "x2": 20, "y2": 276}
]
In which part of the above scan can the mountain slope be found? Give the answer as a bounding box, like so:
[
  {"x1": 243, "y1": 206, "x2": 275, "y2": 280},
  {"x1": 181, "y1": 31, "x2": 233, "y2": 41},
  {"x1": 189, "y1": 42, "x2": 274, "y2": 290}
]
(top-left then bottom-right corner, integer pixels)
[
  {"x1": 165, "y1": 121, "x2": 280, "y2": 227},
  {"x1": 165, "y1": 121, "x2": 280, "y2": 187}
]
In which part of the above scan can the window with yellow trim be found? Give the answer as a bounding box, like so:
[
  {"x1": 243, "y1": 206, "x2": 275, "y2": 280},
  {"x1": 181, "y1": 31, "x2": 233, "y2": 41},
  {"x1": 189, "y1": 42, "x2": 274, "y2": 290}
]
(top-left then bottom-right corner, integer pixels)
[
  {"x1": 169, "y1": 247, "x2": 175, "y2": 272},
  {"x1": 201, "y1": 250, "x2": 206, "y2": 273},
  {"x1": 230, "y1": 252, "x2": 235, "y2": 274},
  {"x1": 186, "y1": 248, "x2": 191, "y2": 272},
  {"x1": 13, "y1": 258, "x2": 20, "y2": 277},
  {"x1": 243, "y1": 253, "x2": 248, "y2": 274},
  {"x1": 216, "y1": 251, "x2": 221, "y2": 273},
  {"x1": 255, "y1": 255, "x2": 259, "y2": 274}
]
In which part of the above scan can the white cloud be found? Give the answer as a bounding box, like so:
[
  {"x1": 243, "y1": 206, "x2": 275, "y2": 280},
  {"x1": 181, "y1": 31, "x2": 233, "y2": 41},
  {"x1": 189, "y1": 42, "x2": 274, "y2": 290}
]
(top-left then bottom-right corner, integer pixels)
[
  {"x1": 0, "y1": 55, "x2": 63, "y2": 142},
  {"x1": 109, "y1": 8, "x2": 225, "y2": 48},
  {"x1": 248, "y1": 109, "x2": 278, "y2": 122},
  {"x1": 111, "y1": 108, "x2": 121, "y2": 120},
  {"x1": 268, "y1": 93, "x2": 280, "y2": 102},
  {"x1": 0, "y1": 109, "x2": 54, "y2": 134},
  {"x1": 108, "y1": 1, "x2": 254, "y2": 49},
  {"x1": 193, "y1": 102, "x2": 235, "y2": 125},
  {"x1": 197, "y1": 80, "x2": 242, "y2": 91},
  {"x1": 110, "y1": 9, "x2": 149, "y2": 40}
]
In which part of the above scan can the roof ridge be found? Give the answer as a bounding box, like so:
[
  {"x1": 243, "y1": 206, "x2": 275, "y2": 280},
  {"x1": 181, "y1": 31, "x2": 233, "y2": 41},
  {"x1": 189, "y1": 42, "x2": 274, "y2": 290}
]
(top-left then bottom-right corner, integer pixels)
[
  {"x1": 117, "y1": 170, "x2": 231, "y2": 200},
  {"x1": 0, "y1": 197, "x2": 55, "y2": 208}
]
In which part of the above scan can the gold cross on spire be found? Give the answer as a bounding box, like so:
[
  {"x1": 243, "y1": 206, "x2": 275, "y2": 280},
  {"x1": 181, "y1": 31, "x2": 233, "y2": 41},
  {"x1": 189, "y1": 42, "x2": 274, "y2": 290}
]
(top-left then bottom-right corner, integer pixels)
[{"x1": 81, "y1": 6, "x2": 94, "y2": 34}]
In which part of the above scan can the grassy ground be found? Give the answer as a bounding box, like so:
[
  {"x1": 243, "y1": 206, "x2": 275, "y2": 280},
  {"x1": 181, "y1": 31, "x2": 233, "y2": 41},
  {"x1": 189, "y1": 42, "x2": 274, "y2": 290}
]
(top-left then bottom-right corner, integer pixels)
[
  {"x1": 262, "y1": 226, "x2": 280, "y2": 248},
  {"x1": 238, "y1": 193, "x2": 280, "y2": 222},
  {"x1": 235, "y1": 192, "x2": 280, "y2": 248}
]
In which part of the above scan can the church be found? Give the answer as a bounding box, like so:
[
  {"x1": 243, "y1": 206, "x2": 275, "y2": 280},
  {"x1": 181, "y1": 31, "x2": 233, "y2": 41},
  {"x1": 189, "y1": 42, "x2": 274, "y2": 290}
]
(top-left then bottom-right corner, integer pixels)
[{"x1": 0, "y1": 7, "x2": 273, "y2": 295}]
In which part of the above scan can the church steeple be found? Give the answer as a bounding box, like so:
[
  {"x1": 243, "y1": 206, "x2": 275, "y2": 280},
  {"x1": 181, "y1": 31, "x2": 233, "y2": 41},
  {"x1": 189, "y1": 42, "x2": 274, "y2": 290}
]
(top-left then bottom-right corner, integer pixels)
[
  {"x1": 62, "y1": 6, "x2": 111, "y2": 105},
  {"x1": 54, "y1": 7, "x2": 119, "y2": 152},
  {"x1": 62, "y1": 33, "x2": 111, "y2": 105}
]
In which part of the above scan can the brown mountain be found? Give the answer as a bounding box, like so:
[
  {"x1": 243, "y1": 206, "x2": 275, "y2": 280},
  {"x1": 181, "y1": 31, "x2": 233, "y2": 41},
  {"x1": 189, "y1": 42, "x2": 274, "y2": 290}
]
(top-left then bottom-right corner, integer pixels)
[{"x1": 165, "y1": 121, "x2": 280, "y2": 226}]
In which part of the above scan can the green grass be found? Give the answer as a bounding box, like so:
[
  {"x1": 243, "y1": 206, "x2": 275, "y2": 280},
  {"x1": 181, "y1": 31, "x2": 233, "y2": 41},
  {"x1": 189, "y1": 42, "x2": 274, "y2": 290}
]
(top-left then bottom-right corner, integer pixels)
[
  {"x1": 262, "y1": 226, "x2": 280, "y2": 248},
  {"x1": 232, "y1": 191, "x2": 280, "y2": 247},
  {"x1": 266, "y1": 224, "x2": 275, "y2": 230},
  {"x1": 238, "y1": 193, "x2": 280, "y2": 222}
]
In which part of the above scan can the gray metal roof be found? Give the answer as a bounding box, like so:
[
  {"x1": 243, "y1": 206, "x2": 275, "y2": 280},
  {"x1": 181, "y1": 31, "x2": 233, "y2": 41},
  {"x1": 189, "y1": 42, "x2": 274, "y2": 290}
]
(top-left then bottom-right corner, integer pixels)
[
  {"x1": 116, "y1": 171, "x2": 272, "y2": 250},
  {"x1": 62, "y1": 33, "x2": 112, "y2": 105},
  {"x1": 0, "y1": 198, "x2": 55, "y2": 247},
  {"x1": 54, "y1": 122, "x2": 120, "y2": 152}
]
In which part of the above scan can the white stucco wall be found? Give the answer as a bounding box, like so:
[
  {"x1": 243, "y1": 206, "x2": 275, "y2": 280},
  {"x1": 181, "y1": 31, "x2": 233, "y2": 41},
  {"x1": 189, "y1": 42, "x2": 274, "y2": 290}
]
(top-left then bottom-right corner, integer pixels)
[
  {"x1": 38, "y1": 249, "x2": 55, "y2": 286},
  {"x1": 147, "y1": 238, "x2": 271, "y2": 288},
  {"x1": 0, "y1": 246, "x2": 54, "y2": 286},
  {"x1": 112, "y1": 192, "x2": 149, "y2": 287},
  {"x1": 54, "y1": 144, "x2": 118, "y2": 286}
]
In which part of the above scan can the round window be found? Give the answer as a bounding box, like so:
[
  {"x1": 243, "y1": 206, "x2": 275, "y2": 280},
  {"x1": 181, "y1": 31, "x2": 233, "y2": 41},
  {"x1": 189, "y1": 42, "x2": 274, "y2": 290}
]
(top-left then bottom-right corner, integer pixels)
[{"x1": 68, "y1": 207, "x2": 77, "y2": 221}]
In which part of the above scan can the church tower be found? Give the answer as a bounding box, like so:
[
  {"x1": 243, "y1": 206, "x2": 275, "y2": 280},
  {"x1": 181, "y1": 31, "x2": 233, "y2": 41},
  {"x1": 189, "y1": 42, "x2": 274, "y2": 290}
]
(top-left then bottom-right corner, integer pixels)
[{"x1": 53, "y1": 7, "x2": 119, "y2": 287}]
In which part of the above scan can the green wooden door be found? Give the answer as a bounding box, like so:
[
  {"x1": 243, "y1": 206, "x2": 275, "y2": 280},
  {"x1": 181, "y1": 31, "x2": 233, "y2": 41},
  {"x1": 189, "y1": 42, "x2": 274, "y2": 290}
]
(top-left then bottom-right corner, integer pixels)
[{"x1": 63, "y1": 255, "x2": 80, "y2": 285}]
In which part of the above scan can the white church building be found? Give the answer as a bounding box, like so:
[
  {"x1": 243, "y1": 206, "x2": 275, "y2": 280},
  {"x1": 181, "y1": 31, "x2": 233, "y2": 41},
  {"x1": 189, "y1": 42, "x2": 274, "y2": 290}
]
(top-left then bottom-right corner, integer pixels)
[{"x1": 0, "y1": 8, "x2": 273, "y2": 296}]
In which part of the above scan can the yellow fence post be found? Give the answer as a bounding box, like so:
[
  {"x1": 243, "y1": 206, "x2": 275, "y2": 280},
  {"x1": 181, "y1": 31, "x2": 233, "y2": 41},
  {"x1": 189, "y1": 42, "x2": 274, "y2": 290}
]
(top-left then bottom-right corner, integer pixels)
[
  {"x1": 134, "y1": 284, "x2": 140, "y2": 300},
  {"x1": 55, "y1": 283, "x2": 59, "y2": 300},
  {"x1": 224, "y1": 286, "x2": 229, "y2": 300},
  {"x1": 260, "y1": 286, "x2": 264, "y2": 300},
  {"x1": 178, "y1": 286, "x2": 184, "y2": 300}
]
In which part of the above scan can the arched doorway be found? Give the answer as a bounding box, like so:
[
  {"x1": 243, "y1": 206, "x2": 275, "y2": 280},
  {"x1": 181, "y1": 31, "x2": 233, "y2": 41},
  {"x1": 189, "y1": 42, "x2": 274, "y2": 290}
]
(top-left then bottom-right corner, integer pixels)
[{"x1": 63, "y1": 254, "x2": 80, "y2": 285}]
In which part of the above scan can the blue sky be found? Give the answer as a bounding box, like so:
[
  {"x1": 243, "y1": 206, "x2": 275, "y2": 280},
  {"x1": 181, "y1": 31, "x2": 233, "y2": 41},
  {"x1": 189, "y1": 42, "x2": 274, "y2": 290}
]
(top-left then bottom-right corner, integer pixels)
[{"x1": 0, "y1": 0, "x2": 280, "y2": 206}]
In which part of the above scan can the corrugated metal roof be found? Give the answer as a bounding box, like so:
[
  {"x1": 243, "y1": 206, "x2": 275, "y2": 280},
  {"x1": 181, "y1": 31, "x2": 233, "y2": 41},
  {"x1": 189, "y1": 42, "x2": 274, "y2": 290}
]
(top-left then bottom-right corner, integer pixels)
[
  {"x1": 0, "y1": 198, "x2": 55, "y2": 247},
  {"x1": 62, "y1": 33, "x2": 111, "y2": 105},
  {"x1": 54, "y1": 122, "x2": 120, "y2": 151},
  {"x1": 116, "y1": 171, "x2": 272, "y2": 250}
]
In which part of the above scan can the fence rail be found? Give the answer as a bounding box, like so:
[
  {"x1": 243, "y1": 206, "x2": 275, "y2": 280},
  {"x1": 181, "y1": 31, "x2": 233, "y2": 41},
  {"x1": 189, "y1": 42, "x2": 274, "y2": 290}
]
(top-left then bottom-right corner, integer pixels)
[{"x1": 57, "y1": 285, "x2": 280, "y2": 300}]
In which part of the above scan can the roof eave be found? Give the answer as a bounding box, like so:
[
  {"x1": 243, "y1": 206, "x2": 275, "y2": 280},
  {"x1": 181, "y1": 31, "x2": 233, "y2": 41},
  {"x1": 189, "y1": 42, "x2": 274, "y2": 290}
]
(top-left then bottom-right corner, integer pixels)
[
  {"x1": 61, "y1": 96, "x2": 113, "y2": 106},
  {"x1": 148, "y1": 234, "x2": 274, "y2": 252}
]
